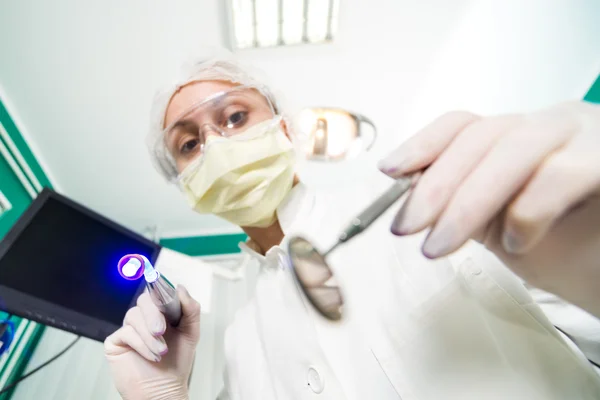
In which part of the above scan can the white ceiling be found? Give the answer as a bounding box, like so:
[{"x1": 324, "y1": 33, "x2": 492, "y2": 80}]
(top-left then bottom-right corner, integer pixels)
[{"x1": 1, "y1": 0, "x2": 599, "y2": 237}]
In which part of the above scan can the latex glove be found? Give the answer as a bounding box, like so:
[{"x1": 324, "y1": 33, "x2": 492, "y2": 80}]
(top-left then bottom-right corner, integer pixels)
[
  {"x1": 104, "y1": 285, "x2": 201, "y2": 400},
  {"x1": 378, "y1": 101, "x2": 600, "y2": 317}
]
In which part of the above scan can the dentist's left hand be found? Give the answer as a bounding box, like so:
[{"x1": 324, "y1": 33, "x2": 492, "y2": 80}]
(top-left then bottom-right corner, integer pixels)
[
  {"x1": 378, "y1": 101, "x2": 600, "y2": 317},
  {"x1": 104, "y1": 285, "x2": 200, "y2": 400}
]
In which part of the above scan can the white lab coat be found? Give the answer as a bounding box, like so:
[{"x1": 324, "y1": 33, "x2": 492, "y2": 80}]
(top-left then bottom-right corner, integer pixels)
[{"x1": 218, "y1": 182, "x2": 600, "y2": 400}]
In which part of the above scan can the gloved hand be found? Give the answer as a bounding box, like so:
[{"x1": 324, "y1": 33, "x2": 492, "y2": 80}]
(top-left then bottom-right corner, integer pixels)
[
  {"x1": 378, "y1": 101, "x2": 600, "y2": 317},
  {"x1": 104, "y1": 285, "x2": 201, "y2": 400}
]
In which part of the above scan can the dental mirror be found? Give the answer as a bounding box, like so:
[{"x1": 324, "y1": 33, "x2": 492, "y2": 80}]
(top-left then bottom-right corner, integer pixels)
[{"x1": 288, "y1": 176, "x2": 414, "y2": 321}]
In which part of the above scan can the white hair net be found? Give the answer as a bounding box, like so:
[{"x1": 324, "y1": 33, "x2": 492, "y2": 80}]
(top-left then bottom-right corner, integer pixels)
[{"x1": 147, "y1": 49, "x2": 283, "y2": 181}]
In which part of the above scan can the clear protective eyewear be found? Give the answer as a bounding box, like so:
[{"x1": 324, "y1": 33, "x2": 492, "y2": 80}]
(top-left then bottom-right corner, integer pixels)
[{"x1": 162, "y1": 85, "x2": 277, "y2": 167}]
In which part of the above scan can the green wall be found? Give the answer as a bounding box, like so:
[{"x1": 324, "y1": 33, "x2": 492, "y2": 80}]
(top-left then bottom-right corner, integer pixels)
[
  {"x1": 0, "y1": 96, "x2": 51, "y2": 400},
  {"x1": 160, "y1": 233, "x2": 247, "y2": 256},
  {"x1": 0, "y1": 158, "x2": 30, "y2": 239},
  {"x1": 584, "y1": 74, "x2": 600, "y2": 103},
  {"x1": 0, "y1": 101, "x2": 51, "y2": 189}
]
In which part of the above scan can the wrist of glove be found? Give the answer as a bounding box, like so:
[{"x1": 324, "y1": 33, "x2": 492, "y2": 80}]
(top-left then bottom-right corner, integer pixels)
[
  {"x1": 121, "y1": 376, "x2": 189, "y2": 400},
  {"x1": 105, "y1": 286, "x2": 200, "y2": 400}
]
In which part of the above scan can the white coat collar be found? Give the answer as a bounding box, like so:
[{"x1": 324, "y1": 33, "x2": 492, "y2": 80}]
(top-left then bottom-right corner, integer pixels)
[{"x1": 239, "y1": 182, "x2": 317, "y2": 265}]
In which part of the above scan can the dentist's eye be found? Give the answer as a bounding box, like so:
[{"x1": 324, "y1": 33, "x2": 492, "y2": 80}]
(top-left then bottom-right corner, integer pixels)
[
  {"x1": 180, "y1": 139, "x2": 200, "y2": 155},
  {"x1": 225, "y1": 111, "x2": 248, "y2": 129}
]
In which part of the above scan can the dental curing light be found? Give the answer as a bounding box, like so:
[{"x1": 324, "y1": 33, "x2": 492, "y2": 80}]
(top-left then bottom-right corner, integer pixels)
[{"x1": 117, "y1": 254, "x2": 182, "y2": 326}]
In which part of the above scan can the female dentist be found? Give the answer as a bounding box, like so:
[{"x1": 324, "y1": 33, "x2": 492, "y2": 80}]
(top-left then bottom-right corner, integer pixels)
[{"x1": 105, "y1": 55, "x2": 600, "y2": 399}]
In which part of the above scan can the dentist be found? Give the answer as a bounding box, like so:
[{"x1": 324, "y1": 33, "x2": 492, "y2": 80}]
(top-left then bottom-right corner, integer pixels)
[{"x1": 105, "y1": 55, "x2": 600, "y2": 399}]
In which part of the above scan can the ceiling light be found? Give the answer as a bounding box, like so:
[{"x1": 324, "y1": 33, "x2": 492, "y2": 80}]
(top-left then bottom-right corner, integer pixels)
[{"x1": 228, "y1": 0, "x2": 340, "y2": 49}]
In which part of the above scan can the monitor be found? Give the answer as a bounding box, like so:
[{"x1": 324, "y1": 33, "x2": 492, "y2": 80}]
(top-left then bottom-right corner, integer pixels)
[{"x1": 0, "y1": 188, "x2": 161, "y2": 342}]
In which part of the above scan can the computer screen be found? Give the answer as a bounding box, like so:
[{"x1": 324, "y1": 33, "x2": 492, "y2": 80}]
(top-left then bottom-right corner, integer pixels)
[{"x1": 0, "y1": 188, "x2": 161, "y2": 341}]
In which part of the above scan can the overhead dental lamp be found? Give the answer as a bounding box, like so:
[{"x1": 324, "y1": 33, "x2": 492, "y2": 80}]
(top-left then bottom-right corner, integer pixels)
[{"x1": 295, "y1": 107, "x2": 377, "y2": 161}]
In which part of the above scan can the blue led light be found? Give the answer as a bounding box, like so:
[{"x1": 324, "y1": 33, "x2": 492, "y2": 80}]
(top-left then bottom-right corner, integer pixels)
[
  {"x1": 117, "y1": 254, "x2": 145, "y2": 281},
  {"x1": 122, "y1": 258, "x2": 142, "y2": 277},
  {"x1": 117, "y1": 254, "x2": 159, "y2": 283}
]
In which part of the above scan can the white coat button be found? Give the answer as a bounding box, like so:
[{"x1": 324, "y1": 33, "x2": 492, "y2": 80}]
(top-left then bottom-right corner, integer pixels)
[
  {"x1": 307, "y1": 366, "x2": 324, "y2": 393},
  {"x1": 463, "y1": 258, "x2": 482, "y2": 275},
  {"x1": 471, "y1": 264, "x2": 482, "y2": 276}
]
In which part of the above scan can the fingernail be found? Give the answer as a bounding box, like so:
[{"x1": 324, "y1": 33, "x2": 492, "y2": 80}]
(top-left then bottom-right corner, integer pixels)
[
  {"x1": 390, "y1": 226, "x2": 403, "y2": 236},
  {"x1": 156, "y1": 337, "x2": 168, "y2": 354},
  {"x1": 392, "y1": 210, "x2": 415, "y2": 235},
  {"x1": 377, "y1": 156, "x2": 404, "y2": 175},
  {"x1": 391, "y1": 210, "x2": 410, "y2": 235},
  {"x1": 378, "y1": 163, "x2": 402, "y2": 175},
  {"x1": 391, "y1": 199, "x2": 424, "y2": 235},
  {"x1": 154, "y1": 354, "x2": 162, "y2": 363},
  {"x1": 422, "y1": 223, "x2": 454, "y2": 258},
  {"x1": 502, "y1": 229, "x2": 523, "y2": 254},
  {"x1": 153, "y1": 321, "x2": 165, "y2": 335},
  {"x1": 378, "y1": 164, "x2": 397, "y2": 174}
]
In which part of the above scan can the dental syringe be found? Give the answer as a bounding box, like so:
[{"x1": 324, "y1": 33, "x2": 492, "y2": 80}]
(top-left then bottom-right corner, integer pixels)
[{"x1": 117, "y1": 254, "x2": 182, "y2": 326}]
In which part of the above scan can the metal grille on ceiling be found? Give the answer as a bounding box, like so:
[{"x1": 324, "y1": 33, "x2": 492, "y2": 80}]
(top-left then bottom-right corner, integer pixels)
[{"x1": 228, "y1": 0, "x2": 340, "y2": 49}]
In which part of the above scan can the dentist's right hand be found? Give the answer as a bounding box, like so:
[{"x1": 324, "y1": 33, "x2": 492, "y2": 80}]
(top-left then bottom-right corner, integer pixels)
[{"x1": 104, "y1": 285, "x2": 201, "y2": 400}]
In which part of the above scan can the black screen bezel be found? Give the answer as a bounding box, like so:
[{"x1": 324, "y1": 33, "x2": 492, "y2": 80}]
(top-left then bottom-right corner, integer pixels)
[{"x1": 0, "y1": 188, "x2": 161, "y2": 341}]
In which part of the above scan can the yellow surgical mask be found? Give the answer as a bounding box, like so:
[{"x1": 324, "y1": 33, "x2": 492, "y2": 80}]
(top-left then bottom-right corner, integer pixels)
[{"x1": 178, "y1": 117, "x2": 296, "y2": 227}]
